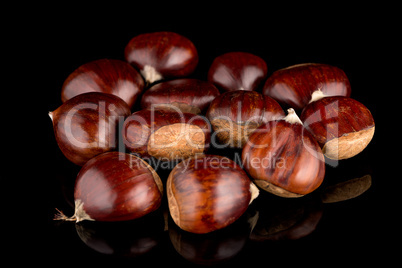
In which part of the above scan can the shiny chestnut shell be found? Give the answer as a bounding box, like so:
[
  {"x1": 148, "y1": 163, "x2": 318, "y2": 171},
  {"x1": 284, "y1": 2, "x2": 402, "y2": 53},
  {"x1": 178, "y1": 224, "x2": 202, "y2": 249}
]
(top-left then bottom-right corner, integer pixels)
[
  {"x1": 242, "y1": 109, "x2": 325, "y2": 197},
  {"x1": 208, "y1": 52, "x2": 268, "y2": 92},
  {"x1": 124, "y1": 31, "x2": 198, "y2": 84},
  {"x1": 167, "y1": 154, "x2": 259, "y2": 234},
  {"x1": 71, "y1": 152, "x2": 163, "y2": 222},
  {"x1": 61, "y1": 59, "x2": 145, "y2": 109},
  {"x1": 301, "y1": 96, "x2": 375, "y2": 160},
  {"x1": 206, "y1": 90, "x2": 284, "y2": 148},
  {"x1": 49, "y1": 92, "x2": 131, "y2": 166},
  {"x1": 122, "y1": 108, "x2": 211, "y2": 161},
  {"x1": 140, "y1": 78, "x2": 220, "y2": 114},
  {"x1": 263, "y1": 63, "x2": 351, "y2": 110}
]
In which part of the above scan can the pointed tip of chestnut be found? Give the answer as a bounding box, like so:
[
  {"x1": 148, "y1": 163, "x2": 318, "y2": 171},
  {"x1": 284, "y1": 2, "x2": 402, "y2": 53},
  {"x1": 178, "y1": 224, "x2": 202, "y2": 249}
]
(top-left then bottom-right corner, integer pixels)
[
  {"x1": 48, "y1": 111, "x2": 53, "y2": 121},
  {"x1": 284, "y1": 108, "x2": 303, "y2": 125},
  {"x1": 141, "y1": 65, "x2": 163, "y2": 84}
]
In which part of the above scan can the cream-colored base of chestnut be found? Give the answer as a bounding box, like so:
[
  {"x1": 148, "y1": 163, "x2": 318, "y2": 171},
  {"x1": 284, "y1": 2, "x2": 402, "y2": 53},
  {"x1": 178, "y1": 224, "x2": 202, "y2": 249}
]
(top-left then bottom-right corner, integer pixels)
[
  {"x1": 254, "y1": 179, "x2": 304, "y2": 198},
  {"x1": 323, "y1": 126, "x2": 375, "y2": 160},
  {"x1": 148, "y1": 123, "x2": 206, "y2": 161},
  {"x1": 211, "y1": 118, "x2": 259, "y2": 148}
]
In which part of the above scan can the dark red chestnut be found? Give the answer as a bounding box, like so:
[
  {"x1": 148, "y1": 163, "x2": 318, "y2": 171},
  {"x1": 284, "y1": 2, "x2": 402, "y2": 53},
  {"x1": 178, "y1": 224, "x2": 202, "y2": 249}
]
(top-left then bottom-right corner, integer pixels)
[
  {"x1": 49, "y1": 92, "x2": 131, "y2": 166},
  {"x1": 124, "y1": 32, "x2": 198, "y2": 84},
  {"x1": 140, "y1": 78, "x2": 220, "y2": 114},
  {"x1": 167, "y1": 154, "x2": 259, "y2": 234},
  {"x1": 263, "y1": 63, "x2": 351, "y2": 110},
  {"x1": 300, "y1": 95, "x2": 375, "y2": 160},
  {"x1": 61, "y1": 59, "x2": 145, "y2": 109},
  {"x1": 55, "y1": 152, "x2": 163, "y2": 222},
  {"x1": 122, "y1": 108, "x2": 211, "y2": 161},
  {"x1": 242, "y1": 108, "x2": 325, "y2": 197},
  {"x1": 206, "y1": 90, "x2": 284, "y2": 148},
  {"x1": 207, "y1": 52, "x2": 268, "y2": 92}
]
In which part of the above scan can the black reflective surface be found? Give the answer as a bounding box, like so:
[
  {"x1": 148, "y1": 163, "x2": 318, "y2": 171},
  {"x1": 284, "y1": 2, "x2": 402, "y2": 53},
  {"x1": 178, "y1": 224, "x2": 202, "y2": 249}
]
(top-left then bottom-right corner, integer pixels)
[{"x1": 30, "y1": 9, "x2": 395, "y2": 267}]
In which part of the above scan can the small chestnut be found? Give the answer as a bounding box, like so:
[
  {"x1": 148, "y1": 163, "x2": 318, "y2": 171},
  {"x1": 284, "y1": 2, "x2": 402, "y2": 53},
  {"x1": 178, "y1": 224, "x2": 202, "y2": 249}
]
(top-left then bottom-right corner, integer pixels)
[
  {"x1": 140, "y1": 78, "x2": 220, "y2": 114},
  {"x1": 124, "y1": 31, "x2": 198, "y2": 84},
  {"x1": 55, "y1": 151, "x2": 163, "y2": 222},
  {"x1": 206, "y1": 90, "x2": 284, "y2": 148},
  {"x1": 61, "y1": 59, "x2": 145, "y2": 109},
  {"x1": 49, "y1": 92, "x2": 131, "y2": 166},
  {"x1": 300, "y1": 94, "x2": 375, "y2": 160},
  {"x1": 263, "y1": 63, "x2": 351, "y2": 110},
  {"x1": 242, "y1": 108, "x2": 326, "y2": 197},
  {"x1": 122, "y1": 108, "x2": 211, "y2": 161},
  {"x1": 208, "y1": 52, "x2": 268, "y2": 92},
  {"x1": 167, "y1": 154, "x2": 259, "y2": 234}
]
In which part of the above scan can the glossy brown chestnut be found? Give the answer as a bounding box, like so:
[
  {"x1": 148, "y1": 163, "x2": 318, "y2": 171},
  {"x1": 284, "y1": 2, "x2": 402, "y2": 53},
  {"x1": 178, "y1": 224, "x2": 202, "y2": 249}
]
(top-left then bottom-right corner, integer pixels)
[
  {"x1": 140, "y1": 78, "x2": 220, "y2": 114},
  {"x1": 122, "y1": 108, "x2": 211, "y2": 161},
  {"x1": 167, "y1": 154, "x2": 259, "y2": 234},
  {"x1": 300, "y1": 95, "x2": 375, "y2": 160},
  {"x1": 262, "y1": 63, "x2": 351, "y2": 110},
  {"x1": 61, "y1": 59, "x2": 145, "y2": 109},
  {"x1": 206, "y1": 90, "x2": 284, "y2": 148},
  {"x1": 124, "y1": 32, "x2": 198, "y2": 84},
  {"x1": 207, "y1": 52, "x2": 268, "y2": 92},
  {"x1": 49, "y1": 92, "x2": 131, "y2": 166},
  {"x1": 55, "y1": 151, "x2": 163, "y2": 222},
  {"x1": 242, "y1": 109, "x2": 325, "y2": 197}
]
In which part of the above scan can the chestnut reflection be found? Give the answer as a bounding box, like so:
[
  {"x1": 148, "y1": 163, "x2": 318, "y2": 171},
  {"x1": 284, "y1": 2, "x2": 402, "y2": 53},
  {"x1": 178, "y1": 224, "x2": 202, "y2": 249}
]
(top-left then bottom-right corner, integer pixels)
[
  {"x1": 250, "y1": 196, "x2": 323, "y2": 241},
  {"x1": 75, "y1": 211, "x2": 164, "y2": 257},
  {"x1": 320, "y1": 175, "x2": 372, "y2": 203},
  {"x1": 168, "y1": 214, "x2": 252, "y2": 265}
]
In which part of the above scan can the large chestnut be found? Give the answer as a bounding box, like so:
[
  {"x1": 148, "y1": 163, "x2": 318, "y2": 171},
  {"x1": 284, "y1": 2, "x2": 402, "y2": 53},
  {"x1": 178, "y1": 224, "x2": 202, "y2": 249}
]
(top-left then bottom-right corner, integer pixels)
[
  {"x1": 206, "y1": 90, "x2": 284, "y2": 148},
  {"x1": 124, "y1": 31, "x2": 198, "y2": 84},
  {"x1": 55, "y1": 151, "x2": 163, "y2": 222},
  {"x1": 140, "y1": 78, "x2": 220, "y2": 114},
  {"x1": 167, "y1": 154, "x2": 259, "y2": 234},
  {"x1": 61, "y1": 59, "x2": 145, "y2": 109},
  {"x1": 208, "y1": 52, "x2": 268, "y2": 92},
  {"x1": 263, "y1": 63, "x2": 351, "y2": 110},
  {"x1": 301, "y1": 95, "x2": 375, "y2": 160},
  {"x1": 49, "y1": 92, "x2": 131, "y2": 166},
  {"x1": 242, "y1": 108, "x2": 325, "y2": 197},
  {"x1": 122, "y1": 108, "x2": 211, "y2": 161}
]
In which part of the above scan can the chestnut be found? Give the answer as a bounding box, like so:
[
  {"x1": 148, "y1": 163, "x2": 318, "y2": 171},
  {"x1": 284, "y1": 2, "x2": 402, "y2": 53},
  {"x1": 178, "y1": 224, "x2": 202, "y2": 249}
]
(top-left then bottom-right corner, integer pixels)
[
  {"x1": 207, "y1": 52, "x2": 268, "y2": 92},
  {"x1": 55, "y1": 151, "x2": 163, "y2": 222},
  {"x1": 301, "y1": 95, "x2": 375, "y2": 160},
  {"x1": 49, "y1": 92, "x2": 131, "y2": 166},
  {"x1": 124, "y1": 31, "x2": 198, "y2": 84},
  {"x1": 167, "y1": 154, "x2": 259, "y2": 234},
  {"x1": 206, "y1": 90, "x2": 285, "y2": 148},
  {"x1": 61, "y1": 59, "x2": 145, "y2": 109},
  {"x1": 140, "y1": 78, "x2": 220, "y2": 114},
  {"x1": 242, "y1": 108, "x2": 325, "y2": 197},
  {"x1": 262, "y1": 63, "x2": 351, "y2": 110},
  {"x1": 122, "y1": 108, "x2": 211, "y2": 161}
]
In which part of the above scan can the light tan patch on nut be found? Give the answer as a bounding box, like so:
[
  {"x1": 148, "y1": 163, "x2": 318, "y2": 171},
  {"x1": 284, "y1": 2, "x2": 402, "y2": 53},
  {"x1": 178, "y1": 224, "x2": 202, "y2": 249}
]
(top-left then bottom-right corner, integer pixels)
[
  {"x1": 148, "y1": 123, "x2": 205, "y2": 161},
  {"x1": 211, "y1": 118, "x2": 259, "y2": 148},
  {"x1": 254, "y1": 180, "x2": 304, "y2": 198},
  {"x1": 323, "y1": 126, "x2": 375, "y2": 160}
]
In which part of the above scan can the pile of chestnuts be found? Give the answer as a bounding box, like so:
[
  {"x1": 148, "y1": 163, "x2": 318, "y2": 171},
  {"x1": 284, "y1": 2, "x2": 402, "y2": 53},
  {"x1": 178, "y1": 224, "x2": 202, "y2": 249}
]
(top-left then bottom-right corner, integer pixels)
[{"x1": 50, "y1": 31, "x2": 375, "y2": 234}]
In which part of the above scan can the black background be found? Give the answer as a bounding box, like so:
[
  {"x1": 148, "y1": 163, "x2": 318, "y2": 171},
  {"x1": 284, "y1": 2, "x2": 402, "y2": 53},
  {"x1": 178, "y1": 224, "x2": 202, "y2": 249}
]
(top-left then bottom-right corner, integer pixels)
[{"x1": 14, "y1": 4, "x2": 397, "y2": 267}]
